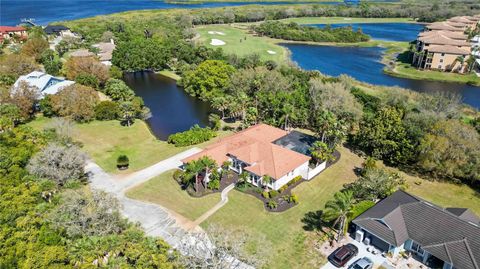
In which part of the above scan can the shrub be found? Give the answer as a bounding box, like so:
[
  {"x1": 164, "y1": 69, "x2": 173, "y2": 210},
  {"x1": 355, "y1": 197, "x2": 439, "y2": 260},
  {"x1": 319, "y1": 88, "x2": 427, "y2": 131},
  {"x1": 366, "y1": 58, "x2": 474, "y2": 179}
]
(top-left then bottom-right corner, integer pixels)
[
  {"x1": 104, "y1": 78, "x2": 134, "y2": 101},
  {"x1": 51, "y1": 84, "x2": 99, "y2": 122},
  {"x1": 95, "y1": 101, "x2": 119, "y2": 120},
  {"x1": 289, "y1": 193, "x2": 299, "y2": 204},
  {"x1": 267, "y1": 200, "x2": 277, "y2": 209},
  {"x1": 75, "y1": 73, "x2": 100, "y2": 88},
  {"x1": 167, "y1": 125, "x2": 216, "y2": 147},
  {"x1": 278, "y1": 184, "x2": 288, "y2": 193},
  {"x1": 173, "y1": 169, "x2": 184, "y2": 184},
  {"x1": 262, "y1": 191, "x2": 269, "y2": 199},
  {"x1": 268, "y1": 190, "x2": 279, "y2": 198},
  {"x1": 208, "y1": 179, "x2": 220, "y2": 190},
  {"x1": 117, "y1": 155, "x2": 129, "y2": 169}
]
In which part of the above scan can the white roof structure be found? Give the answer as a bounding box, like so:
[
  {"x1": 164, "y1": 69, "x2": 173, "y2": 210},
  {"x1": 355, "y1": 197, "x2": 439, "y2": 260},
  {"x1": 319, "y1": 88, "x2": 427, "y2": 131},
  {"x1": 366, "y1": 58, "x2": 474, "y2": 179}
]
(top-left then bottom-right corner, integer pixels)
[{"x1": 13, "y1": 71, "x2": 75, "y2": 98}]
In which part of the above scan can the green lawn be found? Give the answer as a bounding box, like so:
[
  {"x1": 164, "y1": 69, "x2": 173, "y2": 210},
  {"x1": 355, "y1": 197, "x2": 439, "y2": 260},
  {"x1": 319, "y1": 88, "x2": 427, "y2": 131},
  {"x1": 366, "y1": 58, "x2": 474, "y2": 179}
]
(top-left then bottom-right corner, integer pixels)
[
  {"x1": 27, "y1": 116, "x2": 232, "y2": 174},
  {"x1": 127, "y1": 144, "x2": 480, "y2": 268},
  {"x1": 196, "y1": 25, "x2": 287, "y2": 63},
  {"x1": 388, "y1": 62, "x2": 480, "y2": 86},
  {"x1": 280, "y1": 17, "x2": 416, "y2": 25},
  {"x1": 126, "y1": 169, "x2": 221, "y2": 220}
]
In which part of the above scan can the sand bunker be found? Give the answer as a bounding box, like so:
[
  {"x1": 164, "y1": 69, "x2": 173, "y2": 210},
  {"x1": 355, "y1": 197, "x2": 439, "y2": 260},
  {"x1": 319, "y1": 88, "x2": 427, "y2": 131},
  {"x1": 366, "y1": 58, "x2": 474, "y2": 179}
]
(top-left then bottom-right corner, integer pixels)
[
  {"x1": 267, "y1": 50, "x2": 277, "y2": 55},
  {"x1": 208, "y1": 31, "x2": 226, "y2": 36},
  {"x1": 210, "y1": 39, "x2": 226, "y2": 46}
]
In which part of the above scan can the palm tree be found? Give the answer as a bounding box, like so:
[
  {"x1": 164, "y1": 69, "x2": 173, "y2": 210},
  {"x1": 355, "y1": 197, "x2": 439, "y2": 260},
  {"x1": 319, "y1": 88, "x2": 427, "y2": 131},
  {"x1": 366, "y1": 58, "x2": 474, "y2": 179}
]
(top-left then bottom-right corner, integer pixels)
[
  {"x1": 221, "y1": 160, "x2": 231, "y2": 179},
  {"x1": 281, "y1": 103, "x2": 295, "y2": 131},
  {"x1": 185, "y1": 160, "x2": 203, "y2": 192},
  {"x1": 323, "y1": 190, "x2": 355, "y2": 242},
  {"x1": 199, "y1": 156, "x2": 217, "y2": 187},
  {"x1": 238, "y1": 171, "x2": 249, "y2": 187},
  {"x1": 262, "y1": 175, "x2": 273, "y2": 191},
  {"x1": 454, "y1": 56, "x2": 465, "y2": 72}
]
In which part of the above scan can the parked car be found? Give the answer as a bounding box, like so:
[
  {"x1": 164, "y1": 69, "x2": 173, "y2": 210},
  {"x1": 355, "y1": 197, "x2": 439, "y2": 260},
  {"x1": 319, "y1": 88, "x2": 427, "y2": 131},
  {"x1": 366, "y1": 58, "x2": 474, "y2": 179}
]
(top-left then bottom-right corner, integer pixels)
[
  {"x1": 328, "y1": 243, "x2": 359, "y2": 267},
  {"x1": 349, "y1": 257, "x2": 373, "y2": 269}
]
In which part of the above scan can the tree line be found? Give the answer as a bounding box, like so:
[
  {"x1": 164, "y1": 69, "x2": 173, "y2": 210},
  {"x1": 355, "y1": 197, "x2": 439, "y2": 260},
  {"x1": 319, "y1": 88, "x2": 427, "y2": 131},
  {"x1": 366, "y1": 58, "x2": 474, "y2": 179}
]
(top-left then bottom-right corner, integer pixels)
[{"x1": 253, "y1": 21, "x2": 370, "y2": 43}]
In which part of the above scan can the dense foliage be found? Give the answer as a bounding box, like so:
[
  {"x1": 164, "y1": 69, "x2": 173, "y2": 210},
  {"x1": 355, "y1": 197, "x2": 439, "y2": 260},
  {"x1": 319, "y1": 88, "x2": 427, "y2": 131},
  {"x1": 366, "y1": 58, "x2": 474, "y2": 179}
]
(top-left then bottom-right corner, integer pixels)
[
  {"x1": 0, "y1": 125, "x2": 179, "y2": 268},
  {"x1": 167, "y1": 124, "x2": 217, "y2": 146},
  {"x1": 254, "y1": 21, "x2": 370, "y2": 43}
]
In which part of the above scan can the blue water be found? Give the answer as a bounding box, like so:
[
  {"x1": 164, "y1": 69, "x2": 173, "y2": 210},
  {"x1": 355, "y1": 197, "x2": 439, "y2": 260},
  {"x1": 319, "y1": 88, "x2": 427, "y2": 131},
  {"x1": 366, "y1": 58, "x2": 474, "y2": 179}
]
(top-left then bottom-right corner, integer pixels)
[
  {"x1": 0, "y1": 0, "x2": 339, "y2": 26},
  {"x1": 124, "y1": 72, "x2": 211, "y2": 140},
  {"x1": 283, "y1": 44, "x2": 480, "y2": 108},
  {"x1": 307, "y1": 22, "x2": 424, "y2": 42}
]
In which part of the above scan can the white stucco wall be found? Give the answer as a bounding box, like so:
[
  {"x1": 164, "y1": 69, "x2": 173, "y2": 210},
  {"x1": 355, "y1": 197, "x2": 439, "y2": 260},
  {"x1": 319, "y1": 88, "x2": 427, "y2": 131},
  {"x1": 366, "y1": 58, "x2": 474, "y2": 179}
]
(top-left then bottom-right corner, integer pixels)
[
  {"x1": 272, "y1": 161, "x2": 309, "y2": 190},
  {"x1": 306, "y1": 161, "x2": 326, "y2": 180}
]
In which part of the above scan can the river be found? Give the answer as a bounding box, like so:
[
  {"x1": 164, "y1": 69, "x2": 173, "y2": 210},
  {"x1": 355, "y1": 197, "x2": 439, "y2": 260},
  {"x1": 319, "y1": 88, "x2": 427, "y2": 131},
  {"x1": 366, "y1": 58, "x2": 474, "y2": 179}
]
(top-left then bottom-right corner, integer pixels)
[
  {"x1": 282, "y1": 44, "x2": 480, "y2": 108},
  {"x1": 1, "y1": 0, "x2": 340, "y2": 26}
]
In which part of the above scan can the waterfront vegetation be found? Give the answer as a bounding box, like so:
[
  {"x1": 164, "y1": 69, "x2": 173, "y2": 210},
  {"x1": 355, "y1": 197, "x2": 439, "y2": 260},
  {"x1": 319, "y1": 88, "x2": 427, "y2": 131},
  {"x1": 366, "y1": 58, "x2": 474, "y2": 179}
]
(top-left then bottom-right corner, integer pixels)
[
  {"x1": 2, "y1": 2, "x2": 480, "y2": 268},
  {"x1": 280, "y1": 16, "x2": 417, "y2": 25},
  {"x1": 253, "y1": 21, "x2": 370, "y2": 43}
]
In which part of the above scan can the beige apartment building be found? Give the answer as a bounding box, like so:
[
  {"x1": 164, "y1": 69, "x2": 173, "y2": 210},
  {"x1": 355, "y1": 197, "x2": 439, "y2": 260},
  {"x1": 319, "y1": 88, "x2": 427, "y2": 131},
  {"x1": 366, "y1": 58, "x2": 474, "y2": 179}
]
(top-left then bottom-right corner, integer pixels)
[{"x1": 412, "y1": 16, "x2": 479, "y2": 73}]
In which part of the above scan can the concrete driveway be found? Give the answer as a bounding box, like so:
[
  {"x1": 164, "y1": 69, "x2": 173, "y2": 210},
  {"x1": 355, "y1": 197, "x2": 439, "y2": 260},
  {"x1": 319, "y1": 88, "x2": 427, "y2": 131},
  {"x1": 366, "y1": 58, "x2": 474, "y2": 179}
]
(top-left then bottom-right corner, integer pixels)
[
  {"x1": 85, "y1": 147, "x2": 252, "y2": 268},
  {"x1": 321, "y1": 238, "x2": 388, "y2": 269}
]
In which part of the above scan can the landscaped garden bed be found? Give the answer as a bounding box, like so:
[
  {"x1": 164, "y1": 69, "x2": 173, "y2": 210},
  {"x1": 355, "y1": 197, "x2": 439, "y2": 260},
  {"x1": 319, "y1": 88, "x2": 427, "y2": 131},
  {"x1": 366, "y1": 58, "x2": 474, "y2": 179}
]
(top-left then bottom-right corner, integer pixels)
[
  {"x1": 173, "y1": 169, "x2": 237, "y2": 198},
  {"x1": 235, "y1": 150, "x2": 342, "y2": 212}
]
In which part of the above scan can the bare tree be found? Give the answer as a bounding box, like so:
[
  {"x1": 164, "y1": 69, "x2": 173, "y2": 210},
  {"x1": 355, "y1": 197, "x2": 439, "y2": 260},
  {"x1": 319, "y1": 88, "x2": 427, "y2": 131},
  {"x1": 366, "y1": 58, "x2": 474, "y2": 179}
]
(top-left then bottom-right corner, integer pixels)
[
  {"x1": 49, "y1": 189, "x2": 127, "y2": 238},
  {"x1": 27, "y1": 143, "x2": 87, "y2": 186},
  {"x1": 47, "y1": 117, "x2": 76, "y2": 144},
  {"x1": 180, "y1": 224, "x2": 270, "y2": 269}
]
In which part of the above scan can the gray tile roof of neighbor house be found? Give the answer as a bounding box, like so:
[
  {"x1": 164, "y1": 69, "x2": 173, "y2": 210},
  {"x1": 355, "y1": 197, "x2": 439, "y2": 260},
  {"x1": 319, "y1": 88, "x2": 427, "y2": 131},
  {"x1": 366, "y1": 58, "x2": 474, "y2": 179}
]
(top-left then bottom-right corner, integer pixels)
[{"x1": 353, "y1": 190, "x2": 480, "y2": 269}]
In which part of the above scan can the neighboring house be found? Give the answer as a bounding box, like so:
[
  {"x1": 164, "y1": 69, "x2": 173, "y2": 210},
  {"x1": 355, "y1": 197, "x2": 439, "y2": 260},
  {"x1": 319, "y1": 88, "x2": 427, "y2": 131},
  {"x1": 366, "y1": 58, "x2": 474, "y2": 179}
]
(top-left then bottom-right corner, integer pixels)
[
  {"x1": 69, "y1": 48, "x2": 95, "y2": 58},
  {"x1": 353, "y1": 190, "x2": 480, "y2": 269},
  {"x1": 0, "y1": 26, "x2": 27, "y2": 42},
  {"x1": 92, "y1": 40, "x2": 116, "y2": 66},
  {"x1": 13, "y1": 71, "x2": 75, "y2": 98},
  {"x1": 413, "y1": 16, "x2": 477, "y2": 73},
  {"x1": 44, "y1": 25, "x2": 77, "y2": 37},
  {"x1": 181, "y1": 124, "x2": 326, "y2": 191}
]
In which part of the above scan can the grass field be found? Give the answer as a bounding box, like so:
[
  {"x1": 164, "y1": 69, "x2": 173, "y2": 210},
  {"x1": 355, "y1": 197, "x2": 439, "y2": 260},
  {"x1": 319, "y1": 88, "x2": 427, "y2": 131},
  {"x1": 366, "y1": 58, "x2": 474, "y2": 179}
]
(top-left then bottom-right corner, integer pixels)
[
  {"x1": 280, "y1": 17, "x2": 417, "y2": 25},
  {"x1": 27, "y1": 116, "x2": 232, "y2": 174},
  {"x1": 196, "y1": 25, "x2": 287, "y2": 63},
  {"x1": 126, "y1": 169, "x2": 221, "y2": 220},
  {"x1": 128, "y1": 144, "x2": 480, "y2": 268},
  {"x1": 388, "y1": 62, "x2": 480, "y2": 86}
]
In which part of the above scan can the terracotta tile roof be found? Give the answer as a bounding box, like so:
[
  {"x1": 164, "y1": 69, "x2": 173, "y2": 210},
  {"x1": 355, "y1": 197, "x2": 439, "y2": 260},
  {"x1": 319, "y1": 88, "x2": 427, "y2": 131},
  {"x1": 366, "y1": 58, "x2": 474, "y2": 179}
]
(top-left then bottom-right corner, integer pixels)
[
  {"x1": 426, "y1": 22, "x2": 465, "y2": 32},
  {"x1": 448, "y1": 16, "x2": 477, "y2": 24},
  {"x1": 181, "y1": 124, "x2": 310, "y2": 180},
  {"x1": 419, "y1": 34, "x2": 471, "y2": 46},
  {"x1": 419, "y1": 30, "x2": 467, "y2": 40},
  {"x1": 428, "y1": 45, "x2": 470, "y2": 55},
  {"x1": 0, "y1": 26, "x2": 26, "y2": 33}
]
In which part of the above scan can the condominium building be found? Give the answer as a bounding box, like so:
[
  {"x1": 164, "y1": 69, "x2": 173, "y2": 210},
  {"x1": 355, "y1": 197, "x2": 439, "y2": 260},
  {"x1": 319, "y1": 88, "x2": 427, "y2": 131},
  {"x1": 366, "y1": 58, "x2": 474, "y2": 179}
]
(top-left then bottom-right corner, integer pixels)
[{"x1": 412, "y1": 16, "x2": 479, "y2": 73}]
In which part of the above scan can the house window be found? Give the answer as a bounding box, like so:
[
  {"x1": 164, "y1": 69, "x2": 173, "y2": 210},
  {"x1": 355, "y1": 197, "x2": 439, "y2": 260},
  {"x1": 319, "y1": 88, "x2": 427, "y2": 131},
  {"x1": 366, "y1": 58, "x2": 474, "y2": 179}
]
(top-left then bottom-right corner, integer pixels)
[
  {"x1": 441, "y1": 53, "x2": 445, "y2": 56},
  {"x1": 439, "y1": 59, "x2": 443, "y2": 63},
  {"x1": 411, "y1": 241, "x2": 425, "y2": 255},
  {"x1": 438, "y1": 65, "x2": 442, "y2": 69}
]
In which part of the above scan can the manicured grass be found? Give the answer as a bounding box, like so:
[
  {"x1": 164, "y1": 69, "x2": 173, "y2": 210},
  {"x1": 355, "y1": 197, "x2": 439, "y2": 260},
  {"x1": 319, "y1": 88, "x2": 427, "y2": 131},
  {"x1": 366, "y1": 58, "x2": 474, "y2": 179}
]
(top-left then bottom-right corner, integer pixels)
[
  {"x1": 27, "y1": 116, "x2": 232, "y2": 174},
  {"x1": 157, "y1": 70, "x2": 181, "y2": 81},
  {"x1": 388, "y1": 62, "x2": 480, "y2": 86},
  {"x1": 203, "y1": 146, "x2": 363, "y2": 269},
  {"x1": 280, "y1": 17, "x2": 417, "y2": 25},
  {"x1": 196, "y1": 25, "x2": 287, "y2": 63},
  {"x1": 127, "y1": 143, "x2": 480, "y2": 268},
  {"x1": 126, "y1": 169, "x2": 221, "y2": 220},
  {"x1": 401, "y1": 172, "x2": 480, "y2": 216}
]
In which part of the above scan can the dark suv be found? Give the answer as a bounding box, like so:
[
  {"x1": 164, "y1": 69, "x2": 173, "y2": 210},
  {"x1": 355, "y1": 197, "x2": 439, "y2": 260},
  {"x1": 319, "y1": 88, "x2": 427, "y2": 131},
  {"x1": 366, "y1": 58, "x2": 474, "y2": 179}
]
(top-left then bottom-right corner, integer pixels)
[{"x1": 328, "y1": 243, "x2": 359, "y2": 267}]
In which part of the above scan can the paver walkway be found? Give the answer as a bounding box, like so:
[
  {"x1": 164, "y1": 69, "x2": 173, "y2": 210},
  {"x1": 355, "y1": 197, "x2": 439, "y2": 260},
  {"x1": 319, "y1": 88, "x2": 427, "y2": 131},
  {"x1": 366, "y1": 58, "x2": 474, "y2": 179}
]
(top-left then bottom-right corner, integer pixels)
[{"x1": 189, "y1": 183, "x2": 235, "y2": 229}]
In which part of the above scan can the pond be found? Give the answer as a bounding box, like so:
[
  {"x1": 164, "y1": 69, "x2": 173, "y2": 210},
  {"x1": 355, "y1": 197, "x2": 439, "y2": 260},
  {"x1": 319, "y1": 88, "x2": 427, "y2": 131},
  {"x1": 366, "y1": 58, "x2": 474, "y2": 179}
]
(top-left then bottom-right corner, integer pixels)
[
  {"x1": 1, "y1": 0, "x2": 339, "y2": 26},
  {"x1": 307, "y1": 22, "x2": 424, "y2": 42},
  {"x1": 282, "y1": 44, "x2": 480, "y2": 109},
  {"x1": 123, "y1": 72, "x2": 211, "y2": 140}
]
